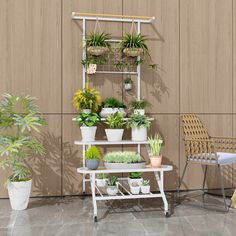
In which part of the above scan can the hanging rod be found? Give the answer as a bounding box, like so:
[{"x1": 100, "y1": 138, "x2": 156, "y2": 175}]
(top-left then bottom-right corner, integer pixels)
[{"x1": 71, "y1": 12, "x2": 155, "y2": 23}]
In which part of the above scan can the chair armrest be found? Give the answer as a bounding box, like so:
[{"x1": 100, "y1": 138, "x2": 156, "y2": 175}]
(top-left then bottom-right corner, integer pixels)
[{"x1": 210, "y1": 136, "x2": 236, "y2": 153}]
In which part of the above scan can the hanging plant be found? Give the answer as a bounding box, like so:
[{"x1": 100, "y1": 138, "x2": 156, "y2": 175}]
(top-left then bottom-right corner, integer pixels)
[{"x1": 123, "y1": 77, "x2": 133, "y2": 91}]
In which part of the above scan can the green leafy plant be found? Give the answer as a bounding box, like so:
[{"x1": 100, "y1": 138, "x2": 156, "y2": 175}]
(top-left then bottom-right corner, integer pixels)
[
  {"x1": 103, "y1": 151, "x2": 142, "y2": 163},
  {"x1": 129, "y1": 172, "x2": 142, "y2": 179},
  {"x1": 72, "y1": 83, "x2": 101, "y2": 112},
  {"x1": 73, "y1": 113, "x2": 100, "y2": 127},
  {"x1": 142, "y1": 180, "x2": 150, "y2": 186},
  {"x1": 124, "y1": 77, "x2": 133, "y2": 84},
  {"x1": 128, "y1": 99, "x2": 150, "y2": 110},
  {"x1": 97, "y1": 173, "x2": 105, "y2": 179},
  {"x1": 102, "y1": 97, "x2": 126, "y2": 108},
  {"x1": 85, "y1": 32, "x2": 111, "y2": 48},
  {"x1": 85, "y1": 146, "x2": 101, "y2": 160},
  {"x1": 108, "y1": 175, "x2": 118, "y2": 186},
  {"x1": 105, "y1": 112, "x2": 125, "y2": 129},
  {"x1": 0, "y1": 94, "x2": 47, "y2": 182},
  {"x1": 148, "y1": 134, "x2": 163, "y2": 156},
  {"x1": 81, "y1": 56, "x2": 107, "y2": 68},
  {"x1": 127, "y1": 114, "x2": 150, "y2": 128}
]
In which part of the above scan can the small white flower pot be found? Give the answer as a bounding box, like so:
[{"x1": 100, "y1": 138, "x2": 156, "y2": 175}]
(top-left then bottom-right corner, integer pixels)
[
  {"x1": 130, "y1": 185, "x2": 140, "y2": 195},
  {"x1": 141, "y1": 185, "x2": 150, "y2": 194},
  {"x1": 86, "y1": 64, "x2": 97, "y2": 74},
  {"x1": 80, "y1": 126, "x2": 97, "y2": 142},
  {"x1": 96, "y1": 179, "x2": 106, "y2": 188},
  {"x1": 81, "y1": 109, "x2": 91, "y2": 114},
  {"x1": 128, "y1": 178, "x2": 143, "y2": 186},
  {"x1": 134, "y1": 109, "x2": 145, "y2": 115},
  {"x1": 7, "y1": 180, "x2": 32, "y2": 210},
  {"x1": 105, "y1": 129, "x2": 124, "y2": 142},
  {"x1": 124, "y1": 83, "x2": 132, "y2": 91},
  {"x1": 100, "y1": 108, "x2": 126, "y2": 118},
  {"x1": 107, "y1": 185, "x2": 118, "y2": 196},
  {"x1": 131, "y1": 127, "x2": 147, "y2": 141}
]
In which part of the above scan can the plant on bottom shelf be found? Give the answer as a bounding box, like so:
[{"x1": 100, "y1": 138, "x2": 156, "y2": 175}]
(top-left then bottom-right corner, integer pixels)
[
  {"x1": 107, "y1": 175, "x2": 118, "y2": 196},
  {"x1": 141, "y1": 180, "x2": 150, "y2": 194},
  {"x1": 130, "y1": 182, "x2": 140, "y2": 195},
  {"x1": 96, "y1": 173, "x2": 106, "y2": 187},
  {"x1": 128, "y1": 172, "x2": 143, "y2": 187},
  {"x1": 148, "y1": 134, "x2": 163, "y2": 168},
  {"x1": 0, "y1": 94, "x2": 47, "y2": 210},
  {"x1": 72, "y1": 83, "x2": 101, "y2": 113},
  {"x1": 85, "y1": 146, "x2": 101, "y2": 170},
  {"x1": 128, "y1": 99, "x2": 151, "y2": 115}
]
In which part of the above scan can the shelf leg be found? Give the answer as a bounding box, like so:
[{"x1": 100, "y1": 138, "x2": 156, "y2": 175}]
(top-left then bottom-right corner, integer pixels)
[
  {"x1": 90, "y1": 173, "x2": 98, "y2": 220},
  {"x1": 82, "y1": 144, "x2": 86, "y2": 193}
]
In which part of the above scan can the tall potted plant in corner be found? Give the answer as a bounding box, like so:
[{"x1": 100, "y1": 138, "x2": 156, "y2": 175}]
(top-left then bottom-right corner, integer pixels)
[
  {"x1": 72, "y1": 83, "x2": 101, "y2": 114},
  {"x1": 127, "y1": 114, "x2": 150, "y2": 141},
  {"x1": 0, "y1": 94, "x2": 47, "y2": 210},
  {"x1": 148, "y1": 134, "x2": 163, "y2": 167},
  {"x1": 73, "y1": 113, "x2": 100, "y2": 142},
  {"x1": 105, "y1": 112, "x2": 126, "y2": 142}
]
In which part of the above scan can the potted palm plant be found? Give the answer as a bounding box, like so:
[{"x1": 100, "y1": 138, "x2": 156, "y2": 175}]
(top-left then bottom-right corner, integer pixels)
[
  {"x1": 127, "y1": 114, "x2": 150, "y2": 141},
  {"x1": 85, "y1": 146, "x2": 101, "y2": 170},
  {"x1": 120, "y1": 33, "x2": 148, "y2": 57},
  {"x1": 100, "y1": 97, "x2": 126, "y2": 118},
  {"x1": 86, "y1": 32, "x2": 111, "y2": 56},
  {"x1": 106, "y1": 175, "x2": 118, "y2": 196},
  {"x1": 0, "y1": 94, "x2": 47, "y2": 210},
  {"x1": 123, "y1": 77, "x2": 133, "y2": 91},
  {"x1": 128, "y1": 99, "x2": 151, "y2": 115},
  {"x1": 73, "y1": 113, "x2": 100, "y2": 142},
  {"x1": 105, "y1": 112, "x2": 126, "y2": 142},
  {"x1": 96, "y1": 173, "x2": 106, "y2": 187},
  {"x1": 148, "y1": 134, "x2": 163, "y2": 167},
  {"x1": 72, "y1": 83, "x2": 101, "y2": 113}
]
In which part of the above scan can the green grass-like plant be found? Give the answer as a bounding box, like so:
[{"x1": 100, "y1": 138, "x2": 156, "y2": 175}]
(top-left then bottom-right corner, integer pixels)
[
  {"x1": 86, "y1": 32, "x2": 111, "y2": 48},
  {"x1": 129, "y1": 172, "x2": 142, "y2": 179},
  {"x1": 105, "y1": 112, "x2": 125, "y2": 129},
  {"x1": 73, "y1": 113, "x2": 100, "y2": 127},
  {"x1": 128, "y1": 99, "x2": 150, "y2": 110},
  {"x1": 85, "y1": 146, "x2": 101, "y2": 160},
  {"x1": 103, "y1": 151, "x2": 142, "y2": 163},
  {"x1": 148, "y1": 134, "x2": 163, "y2": 156},
  {"x1": 127, "y1": 114, "x2": 150, "y2": 128},
  {"x1": 102, "y1": 97, "x2": 126, "y2": 109},
  {"x1": 108, "y1": 175, "x2": 117, "y2": 186},
  {"x1": 97, "y1": 173, "x2": 105, "y2": 179}
]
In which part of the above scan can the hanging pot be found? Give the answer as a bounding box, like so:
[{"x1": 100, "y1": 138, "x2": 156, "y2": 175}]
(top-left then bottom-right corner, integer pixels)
[
  {"x1": 87, "y1": 46, "x2": 109, "y2": 56},
  {"x1": 124, "y1": 83, "x2": 132, "y2": 91},
  {"x1": 123, "y1": 48, "x2": 143, "y2": 57}
]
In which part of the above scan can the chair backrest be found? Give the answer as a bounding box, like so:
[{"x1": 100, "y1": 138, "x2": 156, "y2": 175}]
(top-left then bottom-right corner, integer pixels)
[{"x1": 181, "y1": 114, "x2": 209, "y2": 140}]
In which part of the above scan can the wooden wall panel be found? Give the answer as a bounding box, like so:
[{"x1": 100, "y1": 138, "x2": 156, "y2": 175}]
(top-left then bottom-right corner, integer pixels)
[
  {"x1": 180, "y1": 0, "x2": 232, "y2": 113},
  {"x1": 0, "y1": 0, "x2": 61, "y2": 113}
]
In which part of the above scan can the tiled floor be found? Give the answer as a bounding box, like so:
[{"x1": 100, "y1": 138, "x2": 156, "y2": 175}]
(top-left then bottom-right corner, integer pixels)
[{"x1": 0, "y1": 191, "x2": 236, "y2": 236}]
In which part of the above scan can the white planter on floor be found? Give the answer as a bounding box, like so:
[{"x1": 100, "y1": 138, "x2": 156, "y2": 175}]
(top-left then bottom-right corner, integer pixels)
[
  {"x1": 105, "y1": 129, "x2": 124, "y2": 142},
  {"x1": 7, "y1": 179, "x2": 32, "y2": 210},
  {"x1": 141, "y1": 185, "x2": 150, "y2": 194},
  {"x1": 131, "y1": 127, "x2": 147, "y2": 141},
  {"x1": 80, "y1": 126, "x2": 97, "y2": 142}
]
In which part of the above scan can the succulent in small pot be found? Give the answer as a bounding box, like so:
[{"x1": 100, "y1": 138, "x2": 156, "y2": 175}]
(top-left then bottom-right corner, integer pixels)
[
  {"x1": 123, "y1": 77, "x2": 133, "y2": 91},
  {"x1": 141, "y1": 180, "x2": 150, "y2": 194},
  {"x1": 128, "y1": 99, "x2": 151, "y2": 115},
  {"x1": 73, "y1": 113, "x2": 100, "y2": 142},
  {"x1": 107, "y1": 175, "x2": 118, "y2": 196},
  {"x1": 120, "y1": 33, "x2": 149, "y2": 57},
  {"x1": 128, "y1": 172, "x2": 143, "y2": 187},
  {"x1": 85, "y1": 146, "x2": 101, "y2": 170},
  {"x1": 105, "y1": 112, "x2": 126, "y2": 142},
  {"x1": 96, "y1": 173, "x2": 106, "y2": 187},
  {"x1": 85, "y1": 32, "x2": 111, "y2": 56},
  {"x1": 148, "y1": 134, "x2": 163, "y2": 167},
  {"x1": 100, "y1": 97, "x2": 127, "y2": 118},
  {"x1": 72, "y1": 83, "x2": 101, "y2": 113},
  {"x1": 127, "y1": 114, "x2": 151, "y2": 141},
  {"x1": 130, "y1": 182, "x2": 140, "y2": 195}
]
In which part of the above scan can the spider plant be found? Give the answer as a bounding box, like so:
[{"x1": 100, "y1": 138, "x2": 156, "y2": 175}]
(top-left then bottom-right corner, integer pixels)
[{"x1": 86, "y1": 32, "x2": 111, "y2": 48}]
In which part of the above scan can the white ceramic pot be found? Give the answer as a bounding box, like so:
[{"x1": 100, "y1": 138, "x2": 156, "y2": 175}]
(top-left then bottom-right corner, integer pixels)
[
  {"x1": 105, "y1": 129, "x2": 124, "y2": 142},
  {"x1": 134, "y1": 109, "x2": 145, "y2": 115},
  {"x1": 130, "y1": 185, "x2": 140, "y2": 195},
  {"x1": 141, "y1": 185, "x2": 150, "y2": 194},
  {"x1": 86, "y1": 64, "x2": 97, "y2": 74},
  {"x1": 7, "y1": 179, "x2": 32, "y2": 210},
  {"x1": 124, "y1": 83, "x2": 132, "y2": 91},
  {"x1": 131, "y1": 127, "x2": 147, "y2": 141},
  {"x1": 80, "y1": 126, "x2": 97, "y2": 142},
  {"x1": 96, "y1": 179, "x2": 106, "y2": 188},
  {"x1": 100, "y1": 108, "x2": 126, "y2": 118},
  {"x1": 81, "y1": 109, "x2": 91, "y2": 114},
  {"x1": 104, "y1": 162, "x2": 145, "y2": 170},
  {"x1": 107, "y1": 186, "x2": 118, "y2": 196},
  {"x1": 128, "y1": 178, "x2": 143, "y2": 186}
]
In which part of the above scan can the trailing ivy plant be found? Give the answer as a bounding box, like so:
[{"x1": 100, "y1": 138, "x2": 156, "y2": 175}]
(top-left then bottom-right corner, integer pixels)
[{"x1": 0, "y1": 94, "x2": 47, "y2": 183}]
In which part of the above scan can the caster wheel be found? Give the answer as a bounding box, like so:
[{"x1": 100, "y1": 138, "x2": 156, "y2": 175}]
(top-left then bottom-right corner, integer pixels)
[
  {"x1": 165, "y1": 212, "x2": 171, "y2": 218},
  {"x1": 94, "y1": 216, "x2": 98, "y2": 222}
]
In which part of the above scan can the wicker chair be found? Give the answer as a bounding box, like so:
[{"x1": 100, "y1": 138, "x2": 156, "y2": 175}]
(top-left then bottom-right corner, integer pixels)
[{"x1": 179, "y1": 114, "x2": 236, "y2": 210}]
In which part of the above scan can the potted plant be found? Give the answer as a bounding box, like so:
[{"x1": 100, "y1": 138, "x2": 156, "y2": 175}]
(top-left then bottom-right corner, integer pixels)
[
  {"x1": 0, "y1": 94, "x2": 47, "y2": 210},
  {"x1": 148, "y1": 134, "x2": 163, "y2": 167},
  {"x1": 103, "y1": 151, "x2": 145, "y2": 169},
  {"x1": 141, "y1": 180, "x2": 150, "y2": 194},
  {"x1": 96, "y1": 173, "x2": 106, "y2": 188},
  {"x1": 120, "y1": 33, "x2": 148, "y2": 57},
  {"x1": 128, "y1": 172, "x2": 143, "y2": 186},
  {"x1": 123, "y1": 77, "x2": 133, "y2": 91},
  {"x1": 128, "y1": 99, "x2": 150, "y2": 115},
  {"x1": 100, "y1": 97, "x2": 127, "y2": 118},
  {"x1": 86, "y1": 32, "x2": 111, "y2": 56},
  {"x1": 105, "y1": 112, "x2": 125, "y2": 142},
  {"x1": 127, "y1": 114, "x2": 150, "y2": 141},
  {"x1": 73, "y1": 113, "x2": 100, "y2": 142},
  {"x1": 130, "y1": 182, "x2": 140, "y2": 195},
  {"x1": 72, "y1": 83, "x2": 101, "y2": 113},
  {"x1": 106, "y1": 175, "x2": 118, "y2": 196},
  {"x1": 85, "y1": 146, "x2": 101, "y2": 170}
]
